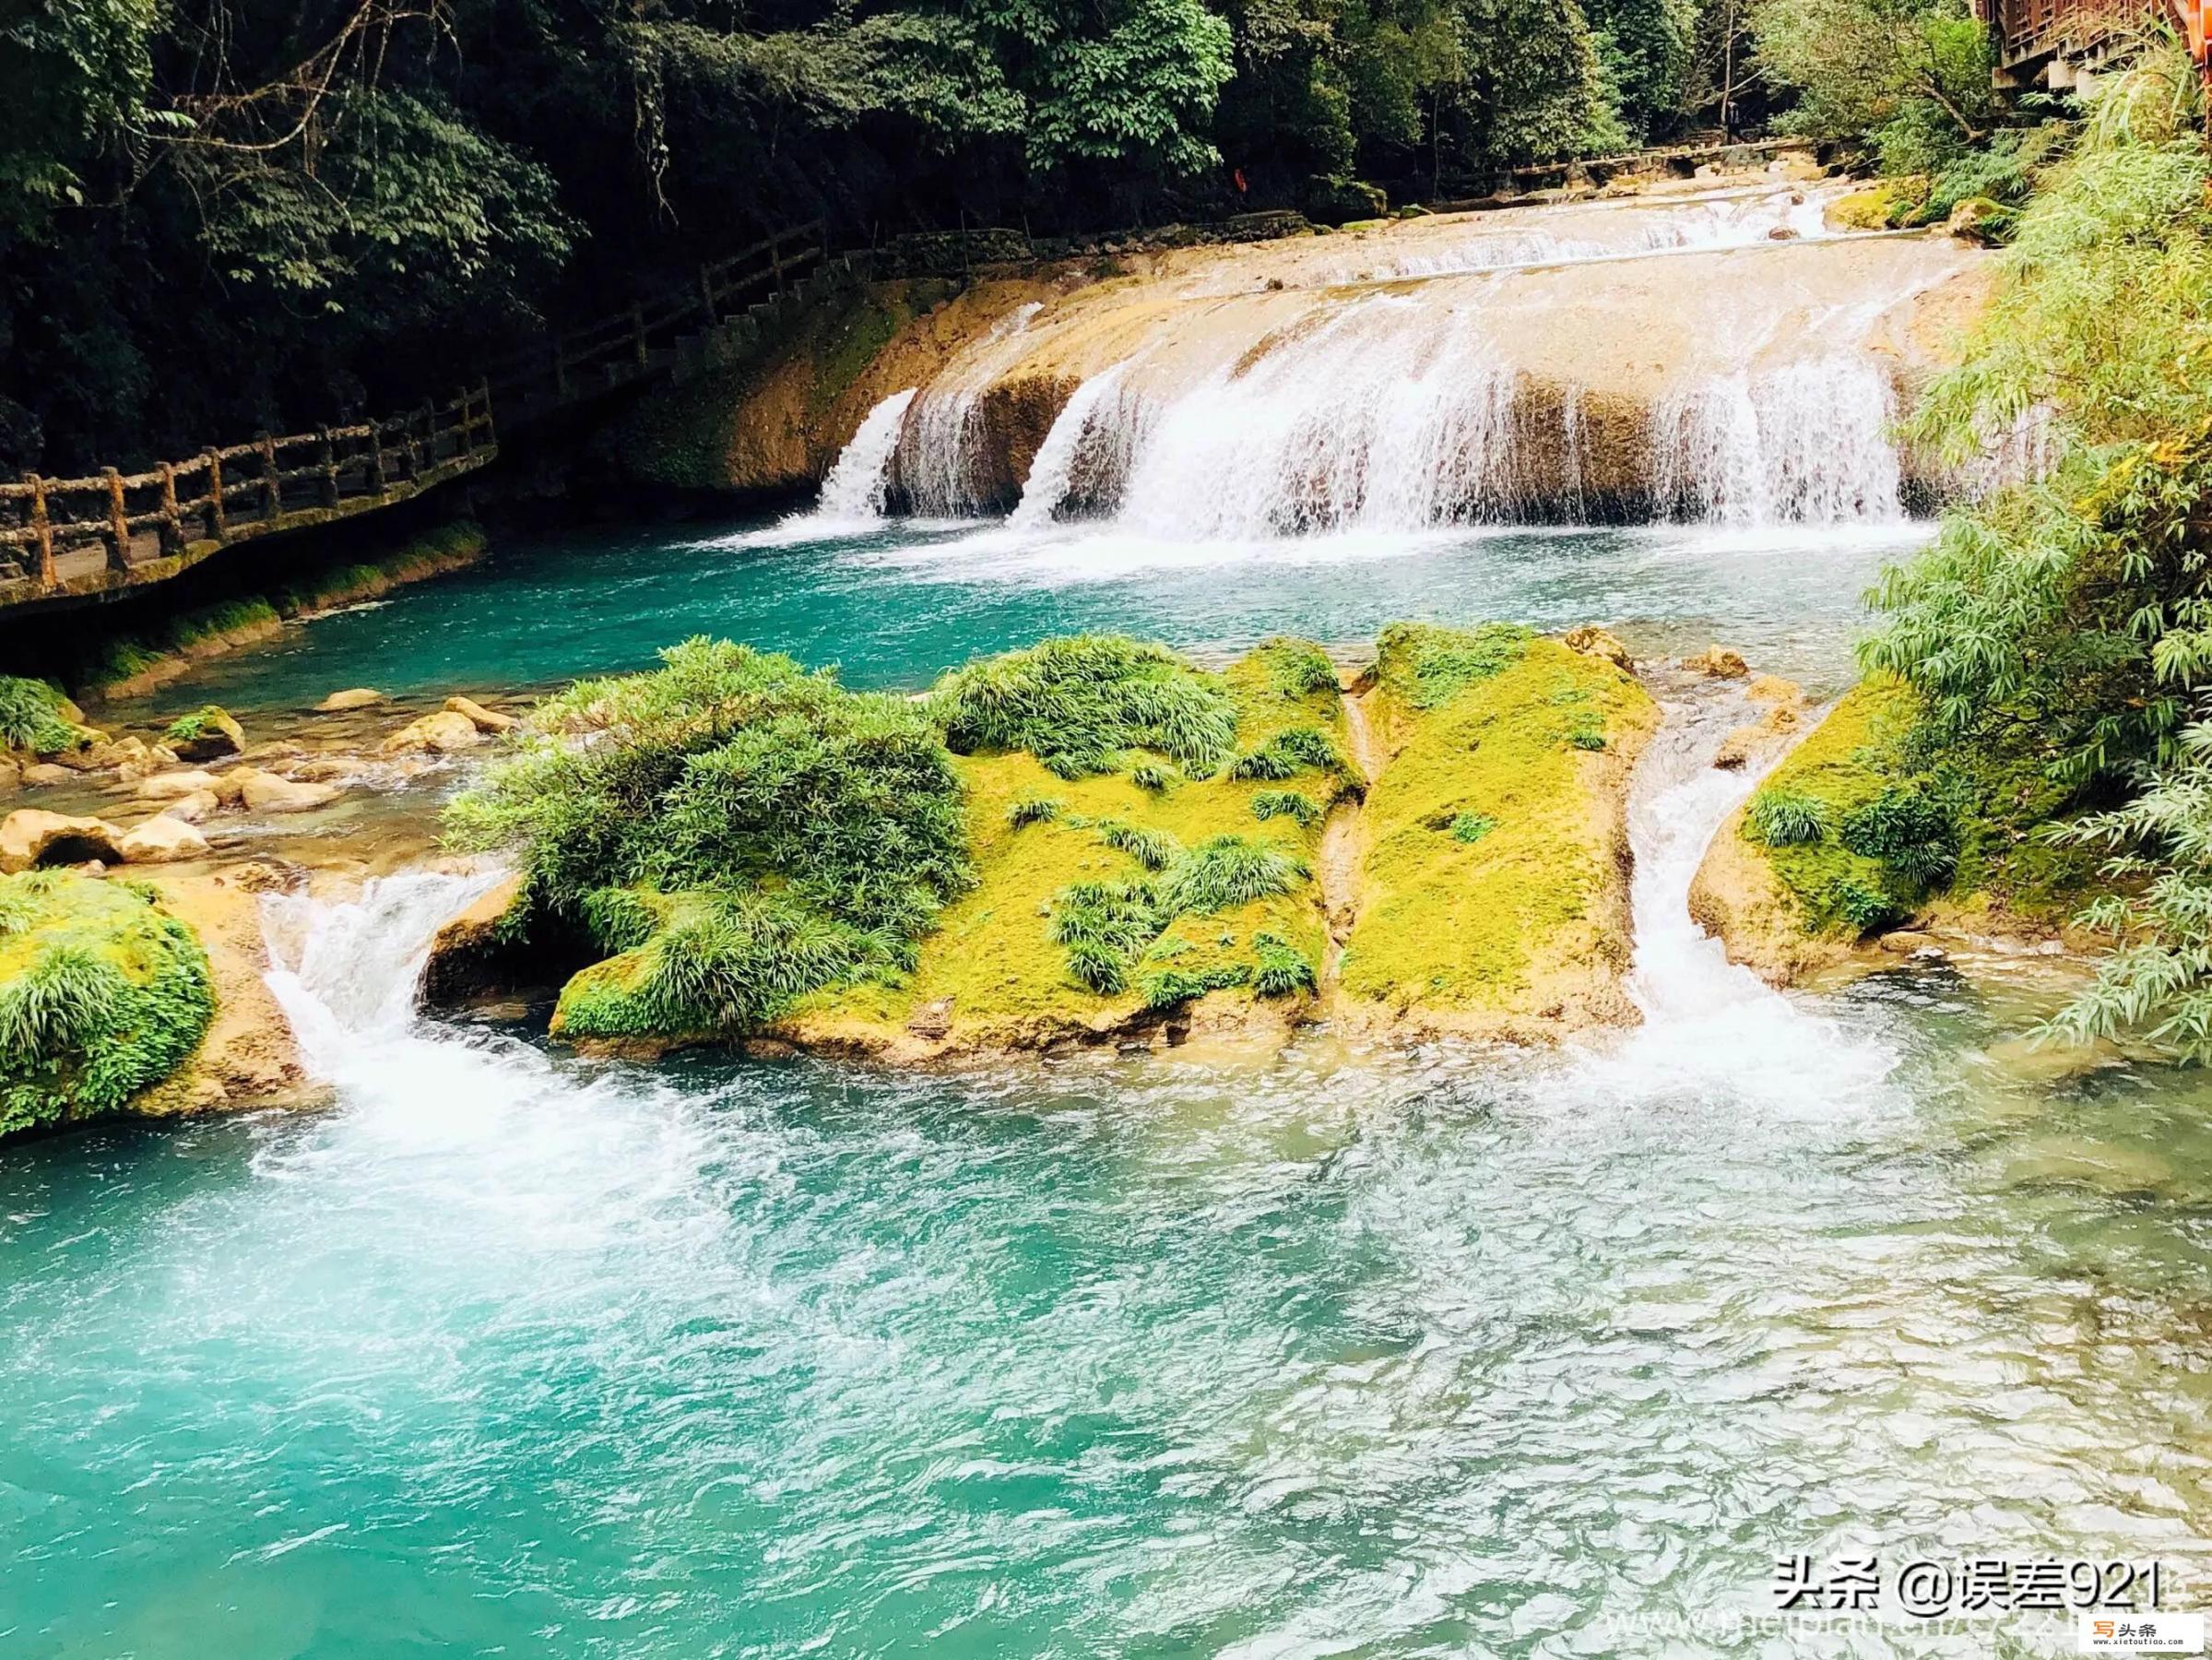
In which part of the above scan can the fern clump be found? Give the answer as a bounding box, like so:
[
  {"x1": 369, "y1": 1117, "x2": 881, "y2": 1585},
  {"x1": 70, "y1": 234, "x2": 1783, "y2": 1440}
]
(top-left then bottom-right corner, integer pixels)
[
  {"x1": 1158, "y1": 836, "x2": 1307, "y2": 914},
  {"x1": 1249, "y1": 636, "x2": 1339, "y2": 697},
  {"x1": 1130, "y1": 762, "x2": 1174, "y2": 793},
  {"x1": 1093, "y1": 819, "x2": 1183, "y2": 872},
  {"x1": 453, "y1": 637, "x2": 973, "y2": 1037},
  {"x1": 0, "y1": 678, "x2": 77, "y2": 755},
  {"x1": 1839, "y1": 789, "x2": 1958, "y2": 887},
  {"x1": 930, "y1": 635, "x2": 1237, "y2": 778},
  {"x1": 0, "y1": 872, "x2": 214, "y2": 1138},
  {"x1": 1006, "y1": 795, "x2": 1064, "y2": 829},
  {"x1": 1448, "y1": 812, "x2": 1496, "y2": 844},
  {"x1": 1227, "y1": 725, "x2": 1348, "y2": 782},
  {"x1": 1745, "y1": 789, "x2": 1830, "y2": 848},
  {"x1": 1250, "y1": 931, "x2": 1318, "y2": 996}
]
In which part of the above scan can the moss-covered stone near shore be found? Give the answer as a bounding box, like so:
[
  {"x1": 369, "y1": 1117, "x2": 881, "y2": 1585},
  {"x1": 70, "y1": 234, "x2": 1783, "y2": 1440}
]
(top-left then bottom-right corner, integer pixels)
[
  {"x1": 1336, "y1": 623, "x2": 1659, "y2": 1038},
  {"x1": 0, "y1": 871, "x2": 215, "y2": 1138}
]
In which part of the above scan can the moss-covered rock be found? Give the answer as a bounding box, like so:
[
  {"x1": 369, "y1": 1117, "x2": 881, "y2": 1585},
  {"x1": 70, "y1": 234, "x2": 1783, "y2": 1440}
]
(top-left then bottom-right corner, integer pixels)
[
  {"x1": 162, "y1": 705, "x2": 245, "y2": 762},
  {"x1": 1336, "y1": 623, "x2": 1659, "y2": 1038},
  {"x1": 0, "y1": 871, "x2": 215, "y2": 1138}
]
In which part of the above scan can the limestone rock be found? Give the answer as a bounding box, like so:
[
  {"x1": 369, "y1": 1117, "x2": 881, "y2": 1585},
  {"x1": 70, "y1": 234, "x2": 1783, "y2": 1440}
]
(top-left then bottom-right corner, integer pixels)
[
  {"x1": 118, "y1": 813, "x2": 210, "y2": 863},
  {"x1": 1683, "y1": 646, "x2": 1749, "y2": 680},
  {"x1": 380, "y1": 709, "x2": 485, "y2": 755},
  {"x1": 0, "y1": 809, "x2": 125, "y2": 873},
  {"x1": 52, "y1": 729, "x2": 121, "y2": 771},
  {"x1": 906, "y1": 998, "x2": 955, "y2": 1040},
  {"x1": 160, "y1": 789, "x2": 221, "y2": 824},
  {"x1": 316, "y1": 687, "x2": 386, "y2": 712},
  {"x1": 1877, "y1": 929, "x2": 1940, "y2": 954},
  {"x1": 419, "y1": 872, "x2": 527, "y2": 1006},
  {"x1": 1745, "y1": 674, "x2": 1803, "y2": 706},
  {"x1": 136, "y1": 768, "x2": 224, "y2": 801},
  {"x1": 239, "y1": 771, "x2": 341, "y2": 813},
  {"x1": 444, "y1": 694, "x2": 517, "y2": 734},
  {"x1": 166, "y1": 706, "x2": 246, "y2": 762},
  {"x1": 21, "y1": 763, "x2": 71, "y2": 788},
  {"x1": 0, "y1": 756, "x2": 18, "y2": 792},
  {"x1": 1712, "y1": 703, "x2": 1802, "y2": 770},
  {"x1": 285, "y1": 756, "x2": 351, "y2": 783},
  {"x1": 1563, "y1": 625, "x2": 1634, "y2": 670},
  {"x1": 1945, "y1": 196, "x2": 2009, "y2": 247}
]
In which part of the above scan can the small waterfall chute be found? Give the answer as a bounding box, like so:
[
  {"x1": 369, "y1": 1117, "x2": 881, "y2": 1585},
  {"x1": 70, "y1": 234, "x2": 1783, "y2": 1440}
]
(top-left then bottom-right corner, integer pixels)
[
  {"x1": 1653, "y1": 357, "x2": 1903, "y2": 527},
  {"x1": 813, "y1": 388, "x2": 918, "y2": 522},
  {"x1": 897, "y1": 302, "x2": 1044, "y2": 516},
  {"x1": 1009, "y1": 361, "x2": 1143, "y2": 528}
]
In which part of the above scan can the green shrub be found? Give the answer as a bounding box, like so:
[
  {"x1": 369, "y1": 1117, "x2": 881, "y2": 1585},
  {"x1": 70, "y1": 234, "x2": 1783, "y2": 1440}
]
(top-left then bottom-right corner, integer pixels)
[
  {"x1": 162, "y1": 706, "x2": 230, "y2": 743},
  {"x1": 1158, "y1": 836, "x2": 1307, "y2": 915},
  {"x1": 1251, "y1": 931, "x2": 1318, "y2": 997},
  {"x1": 1094, "y1": 819, "x2": 1183, "y2": 872},
  {"x1": 1830, "y1": 879, "x2": 1907, "y2": 935},
  {"x1": 1251, "y1": 789, "x2": 1324, "y2": 827},
  {"x1": 0, "y1": 677, "x2": 76, "y2": 754},
  {"x1": 1130, "y1": 762, "x2": 1174, "y2": 792},
  {"x1": 450, "y1": 636, "x2": 973, "y2": 1034},
  {"x1": 0, "y1": 872, "x2": 214, "y2": 1137},
  {"x1": 1250, "y1": 636, "x2": 1339, "y2": 697},
  {"x1": 1139, "y1": 962, "x2": 1248, "y2": 1009},
  {"x1": 930, "y1": 634, "x2": 1237, "y2": 777},
  {"x1": 1006, "y1": 795, "x2": 1064, "y2": 829},
  {"x1": 1568, "y1": 723, "x2": 1606, "y2": 752},
  {"x1": 1839, "y1": 788, "x2": 1959, "y2": 887},
  {"x1": 1049, "y1": 879, "x2": 1165, "y2": 991},
  {"x1": 1227, "y1": 725, "x2": 1347, "y2": 781},
  {"x1": 1746, "y1": 789, "x2": 1830, "y2": 848}
]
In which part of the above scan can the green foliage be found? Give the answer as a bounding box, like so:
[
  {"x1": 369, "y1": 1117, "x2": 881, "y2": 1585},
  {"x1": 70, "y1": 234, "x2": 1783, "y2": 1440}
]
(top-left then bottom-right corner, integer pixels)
[
  {"x1": 932, "y1": 634, "x2": 1238, "y2": 777},
  {"x1": 453, "y1": 637, "x2": 972, "y2": 1034},
  {"x1": 1130, "y1": 762, "x2": 1174, "y2": 792},
  {"x1": 1751, "y1": 0, "x2": 1998, "y2": 162},
  {"x1": 1252, "y1": 788, "x2": 1325, "y2": 827},
  {"x1": 1047, "y1": 833, "x2": 1304, "y2": 992},
  {"x1": 0, "y1": 871, "x2": 213, "y2": 1137},
  {"x1": 1226, "y1": 724, "x2": 1349, "y2": 781},
  {"x1": 1049, "y1": 878, "x2": 1165, "y2": 991},
  {"x1": 162, "y1": 706, "x2": 231, "y2": 744},
  {"x1": 1838, "y1": 788, "x2": 1958, "y2": 885},
  {"x1": 1006, "y1": 794, "x2": 1065, "y2": 827},
  {"x1": 0, "y1": 0, "x2": 156, "y2": 238},
  {"x1": 1093, "y1": 818, "x2": 1185, "y2": 871},
  {"x1": 1745, "y1": 788, "x2": 1829, "y2": 847},
  {"x1": 0, "y1": 678, "x2": 77, "y2": 754},
  {"x1": 1376, "y1": 621, "x2": 1534, "y2": 708},
  {"x1": 1448, "y1": 811, "x2": 1497, "y2": 843},
  {"x1": 1157, "y1": 834, "x2": 1307, "y2": 913},
  {"x1": 1251, "y1": 635, "x2": 1340, "y2": 697},
  {"x1": 1250, "y1": 930, "x2": 1318, "y2": 996}
]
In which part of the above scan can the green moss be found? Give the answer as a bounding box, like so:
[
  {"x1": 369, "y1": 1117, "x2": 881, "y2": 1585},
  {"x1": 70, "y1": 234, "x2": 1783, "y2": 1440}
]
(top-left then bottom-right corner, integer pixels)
[
  {"x1": 805, "y1": 291, "x2": 914, "y2": 423},
  {"x1": 0, "y1": 677, "x2": 77, "y2": 754},
  {"x1": 0, "y1": 872, "x2": 214, "y2": 1138},
  {"x1": 1341, "y1": 630, "x2": 1655, "y2": 1018},
  {"x1": 931, "y1": 634, "x2": 1239, "y2": 777},
  {"x1": 162, "y1": 706, "x2": 234, "y2": 744}
]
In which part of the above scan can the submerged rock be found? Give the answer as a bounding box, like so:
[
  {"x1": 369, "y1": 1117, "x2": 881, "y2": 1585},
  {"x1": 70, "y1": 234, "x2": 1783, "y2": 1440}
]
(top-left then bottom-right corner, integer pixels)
[
  {"x1": 1682, "y1": 646, "x2": 1749, "y2": 680},
  {"x1": 236, "y1": 770, "x2": 340, "y2": 814},
  {"x1": 117, "y1": 813, "x2": 210, "y2": 864},
  {"x1": 136, "y1": 768, "x2": 224, "y2": 801},
  {"x1": 315, "y1": 687, "x2": 386, "y2": 712},
  {"x1": 444, "y1": 695, "x2": 517, "y2": 734},
  {"x1": 381, "y1": 710, "x2": 484, "y2": 755}
]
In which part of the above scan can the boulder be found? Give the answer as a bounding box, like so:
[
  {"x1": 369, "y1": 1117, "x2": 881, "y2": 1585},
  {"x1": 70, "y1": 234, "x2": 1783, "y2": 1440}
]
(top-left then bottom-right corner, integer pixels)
[
  {"x1": 159, "y1": 789, "x2": 221, "y2": 824},
  {"x1": 117, "y1": 813, "x2": 210, "y2": 864},
  {"x1": 0, "y1": 810, "x2": 125, "y2": 873},
  {"x1": 1745, "y1": 674, "x2": 1804, "y2": 706},
  {"x1": 1562, "y1": 625, "x2": 1634, "y2": 670},
  {"x1": 165, "y1": 706, "x2": 246, "y2": 762},
  {"x1": 0, "y1": 756, "x2": 18, "y2": 792},
  {"x1": 1711, "y1": 703, "x2": 1801, "y2": 770},
  {"x1": 1945, "y1": 196, "x2": 2010, "y2": 247},
  {"x1": 52, "y1": 729, "x2": 121, "y2": 771},
  {"x1": 1683, "y1": 646, "x2": 1749, "y2": 680},
  {"x1": 315, "y1": 687, "x2": 386, "y2": 712},
  {"x1": 380, "y1": 709, "x2": 485, "y2": 755},
  {"x1": 285, "y1": 756, "x2": 351, "y2": 783},
  {"x1": 136, "y1": 768, "x2": 224, "y2": 801},
  {"x1": 419, "y1": 872, "x2": 530, "y2": 1006},
  {"x1": 444, "y1": 695, "x2": 517, "y2": 734},
  {"x1": 239, "y1": 771, "x2": 340, "y2": 814},
  {"x1": 21, "y1": 763, "x2": 71, "y2": 788}
]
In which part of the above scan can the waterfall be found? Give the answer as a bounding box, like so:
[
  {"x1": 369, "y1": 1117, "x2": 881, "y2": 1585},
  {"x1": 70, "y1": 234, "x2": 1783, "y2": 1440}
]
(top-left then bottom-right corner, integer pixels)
[
  {"x1": 1651, "y1": 358, "x2": 1903, "y2": 527},
  {"x1": 262, "y1": 871, "x2": 505, "y2": 1073},
  {"x1": 814, "y1": 389, "x2": 918, "y2": 522},
  {"x1": 1009, "y1": 362, "x2": 1145, "y2": 528},
  {"x1": 897, "y1": 302, "x2": 1043, "y2": 516}
]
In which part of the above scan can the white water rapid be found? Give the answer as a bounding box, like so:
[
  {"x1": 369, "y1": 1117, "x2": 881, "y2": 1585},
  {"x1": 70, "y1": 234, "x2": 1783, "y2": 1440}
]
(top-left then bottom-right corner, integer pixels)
[{"x1": 897, "y1": 302, "x2": 1044, "y2": 516}]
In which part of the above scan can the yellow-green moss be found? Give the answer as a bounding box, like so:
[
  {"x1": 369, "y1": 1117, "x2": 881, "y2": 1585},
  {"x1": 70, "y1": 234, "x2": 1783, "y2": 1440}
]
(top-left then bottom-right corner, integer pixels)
[
  {"x1": 0, "y1": 871, "x2": 215, "y2": 1137},
  {"x1": 784, "y1": 639, "x2": 1343, "y2": 1049},
  {"x1": 1339, "y1": 628, "x2": 1657, "y2": 1024},
  {"x1": 1828, "y1": 177, "x2": 1925, "y2": 231}
]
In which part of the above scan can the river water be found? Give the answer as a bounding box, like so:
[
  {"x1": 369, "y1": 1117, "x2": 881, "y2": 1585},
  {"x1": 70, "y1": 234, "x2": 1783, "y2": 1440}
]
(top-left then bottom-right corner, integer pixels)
[{"x1": 8, "y1": 190, "x2": 2212, "y2": 1655}]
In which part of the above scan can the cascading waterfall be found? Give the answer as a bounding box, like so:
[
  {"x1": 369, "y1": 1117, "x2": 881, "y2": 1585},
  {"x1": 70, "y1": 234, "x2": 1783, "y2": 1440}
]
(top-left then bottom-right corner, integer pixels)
[
  {"x1": 812, "y1": 388, "x2": 917, "y2": 522},
  {"x1": 896, "y1": 302, "x2": 1043, "y2": 516},
  {"x1": 1008, "y1": 360, "x2": 1146, "y2": 528},
  {"x1": 1650, "y1": 357, "x2": 1903, "y2": 527}
]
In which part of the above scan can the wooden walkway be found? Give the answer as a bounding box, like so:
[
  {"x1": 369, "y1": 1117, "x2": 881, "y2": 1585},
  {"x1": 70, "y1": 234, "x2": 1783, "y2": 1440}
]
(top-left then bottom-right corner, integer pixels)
[{"x1": 0, "y1": 388, "x2": 495, "y2": 615}]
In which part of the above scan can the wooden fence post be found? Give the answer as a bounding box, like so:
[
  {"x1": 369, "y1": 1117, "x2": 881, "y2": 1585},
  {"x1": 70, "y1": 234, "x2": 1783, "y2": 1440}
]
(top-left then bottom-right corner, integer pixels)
[
  {"x1": 699, "y1": 265, "x2": 718, "y2": 325},
  {"x1": 366, "y1": 421, "x2": 388, "y2": 493},
  {"x1": 29, "y1": 474, "x2": 53, "y2": 590},
  {"x1": 317, "y1": 427, "x2": 340, "y2": 508},
  {"x1": 103, "y1": 468, "x2": 131, "y2": 573},
  {"x1": 158, "y1": 461, "x2": 182, "y2": 554},
  {"x1": 633, "y1": 304, "x2": 649, "y2": 373},
  {"x1": 205, "y1": 448, "x2": 226, "y2": 539},
  {"x1": 258, "y1": 433, "x2": 279, "y2": 520},
  {"x1": 477, "y1": 381, "x2": 496, "y2": 454},
  {"x1": 771, "y1": 237, "x2": 786, "y2": 292}
]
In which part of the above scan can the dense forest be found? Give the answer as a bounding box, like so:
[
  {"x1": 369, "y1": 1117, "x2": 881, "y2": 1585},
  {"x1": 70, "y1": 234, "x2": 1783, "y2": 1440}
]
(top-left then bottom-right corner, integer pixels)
[{"x1": 3, "y1": 0, "x2": 1999, "y2": 474}]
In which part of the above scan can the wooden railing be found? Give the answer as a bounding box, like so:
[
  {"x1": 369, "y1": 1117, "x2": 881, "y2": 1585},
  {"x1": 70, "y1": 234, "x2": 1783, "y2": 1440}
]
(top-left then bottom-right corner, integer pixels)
[
  {"x1": 486, "y1": 220, "x2": 829, "y2": 420},
  {"x1": 0, "y1": 385, "x2": 494, "y2": 601}
]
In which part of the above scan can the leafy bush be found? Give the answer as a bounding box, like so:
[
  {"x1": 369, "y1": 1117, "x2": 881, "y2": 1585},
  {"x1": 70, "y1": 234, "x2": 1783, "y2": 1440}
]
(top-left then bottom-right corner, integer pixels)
[
  {"x1": 930, "y1": 634, "x2": 1237, "y2": 778},
  {"x1": 1251, "y1": 931, "x2": 1317, "y2": 996},
  {"x1": 162, "y1": 706, "x2": 235, "y2": 743},
  {"x1": 0, "y1": 872, "x2": 214, "y2": 1137},
  {"x1": 0, "y1": 677, "x2": 75, "y2": 753},
  {"x1": 1839, "y1": 788, "x2": 1959, "y2": 886},
  {"x1": 1251, "y1": 789, "x2": 1324, "y2": 827},
  {"x1": 1449, "y1": 812, "x2": 1496, "y2": 844},
  {"x1": 1226, "y1": 725, "x2": 1348, "y2": 781},
  {"x1": 1830, "y1": 879, "x2": 1906, "y2": 935},
  {"x1": 1049, "y1": 879, "x2": 1165, "y2": 991},
  {"x1": 451, "y1": 637, "x2": 972, "y2": 1033},
  {"x1": 1157, "y1": 835, "x2": 1307, "y2": 914},
  {"x1": 1130, "y1": 762, "x2": 1174, "y2": 792},
  {"x1": 1006, "y1": 795, "x2": 1064, "y2": 828},
  {"x1": 1139, "y1": 961, "x2": 1250, "y2": 1008},
  {"x1": 1746, "y1": 789, "x2": 1830, "y2": 848},
  {"x1": 1250, "y1": 636, "x2": 1339, "y2": 697},
  {"x1": 1376, "y1": 621, "x2": 1532, "y2": 709}
]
